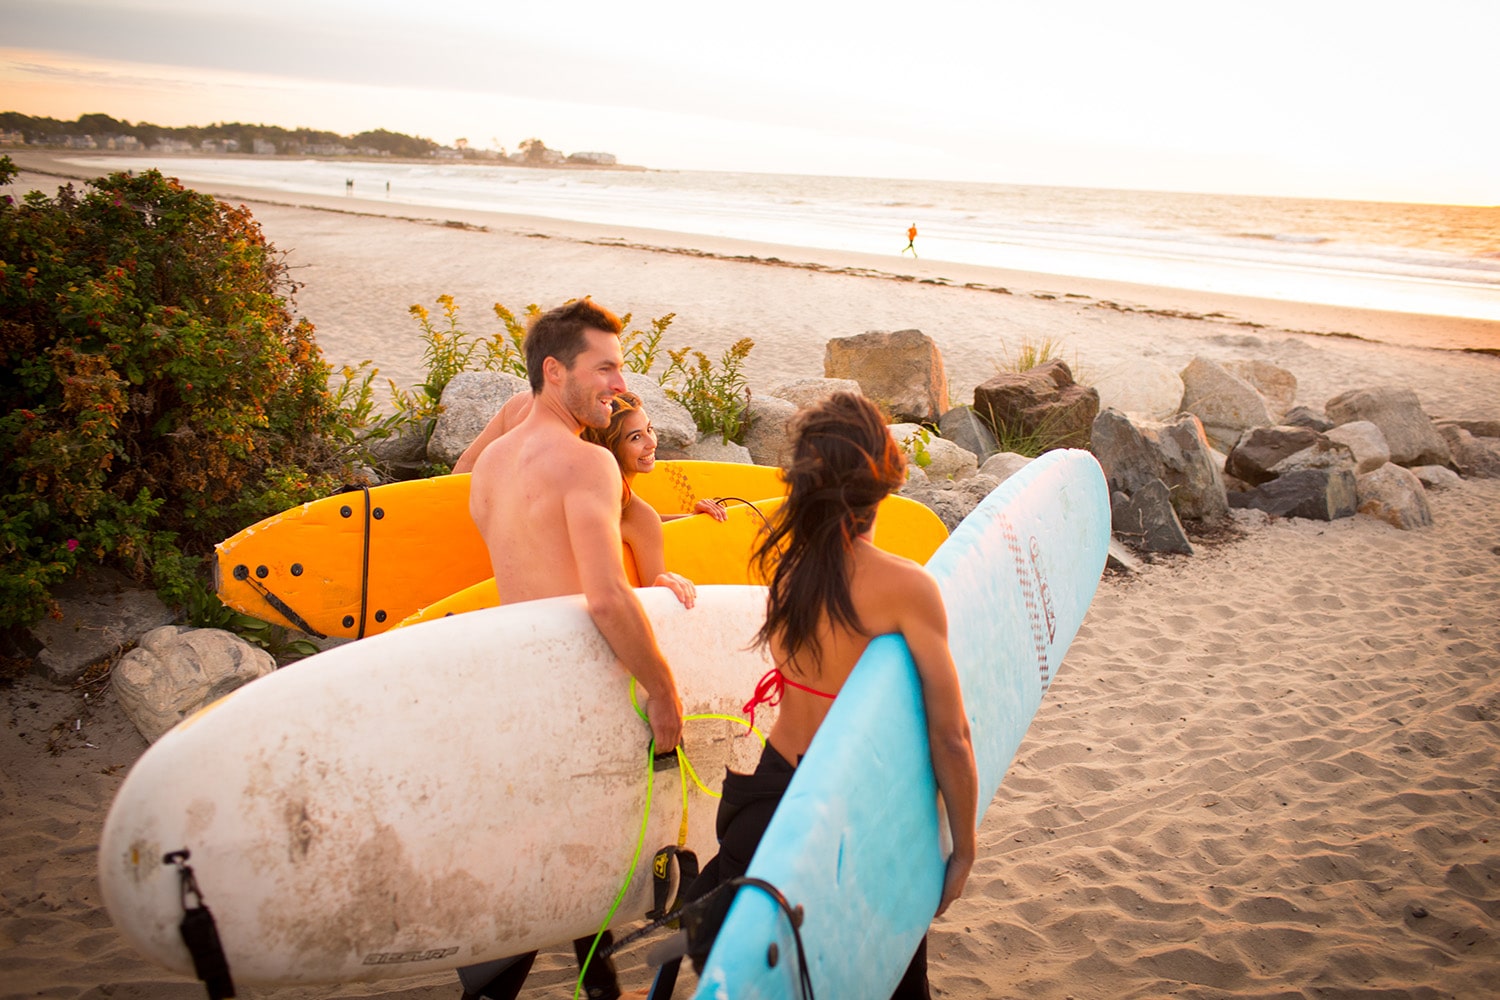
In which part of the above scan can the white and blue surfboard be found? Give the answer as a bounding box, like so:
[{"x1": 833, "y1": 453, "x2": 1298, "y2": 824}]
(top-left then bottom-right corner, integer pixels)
[{"x1": 691, "y1": 448, "x2": 1110, "y2": 999}]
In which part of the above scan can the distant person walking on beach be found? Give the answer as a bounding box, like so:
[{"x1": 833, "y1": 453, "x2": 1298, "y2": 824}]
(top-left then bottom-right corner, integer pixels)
[
  {"x1": 903, "y1": 222, "x2": 918, "y2": 257},
  {"x1": 345, "y1": 178, "x2": 353, "y2": 194}
]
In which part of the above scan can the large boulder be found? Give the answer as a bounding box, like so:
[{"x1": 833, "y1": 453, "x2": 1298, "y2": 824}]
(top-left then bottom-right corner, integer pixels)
[
  {"x1": 972, "y1": 360, "x2": 1099, "y2": 452},
  {"x1": 1112, "y1": 480, "x2": 1193, "y2": 555},
  {"x1": 888, "y1": 423, "x2": 978, "y2": 481},
  {"x1": 112, "y1": 626, "x2": 276, "y2": 743},
  {"x1": 428, "y1": 371, "x2": 529, "y2": 466},
  {"x1": 1356, "y1": 463, "x2": 1433, "y2": 529},
  {"x1": 1178, "y1": 357, "x2": 1274, "y2": 451},
  {"x1": 823, "y1": 330, "x2": 949, "y2": 423},
  {"x1": 740, "y1": 394, "x2": 799, "y2": 468},
  {"x1": 1090, "y1": 408, "x2": 1164, "y2": 497},
  {"x1": 1221, "y1": 360, "x2": 1298, "y2": 418},
  {"x1": 765, "y1": 377, "x2": 863, "y2": 410},
  {"x1": 1411, "y1": 465, "x2": 1463, "y2": 490},
  {"x1": 682, "y1": 436, "x2": 753, "y2": 463},
  {"x1": 1437, "y1": 425, "x2": 1500, "y2": 479},
  {"x1": 1090, "y1": 359, "x2": 1184, "y2": 421},
  {"x1": 938, "y1": 406, "x2": 999, "y2": 464},
  {"x1": 1136, "y1": 413, "x2": 1229, "y2": 522},
  {"x1": 623, "y1": 373, "x2": 698, "y2": 454},
  {"x1": 1225, "y1": 425, "x2": 1354, "y2": 485},
  {"x1": 899, "y1": 474, "x2": 1000, "y2": 532},
  {"x1": 28, "y1": 568, "x2": 177, "y2": 686},
  {"x1": 1324, "y1": 420, "x2": 1392, "y2": 475},
  {"x1": 364, "y1": 418, "x2": 434, "y2": 480},
  {"x1": 978, "y1": 451, "x2": 1033, "y2": 484},
  {"x1": 1324, "y1": 385, "x2": 1450, "y2": 467},
  {"x1": 1227, "y1": 468, "x2": 1358, "y2": 521},
  {"x1": 1282, "y1": 405, "x2": 1334, "y2": 432}
]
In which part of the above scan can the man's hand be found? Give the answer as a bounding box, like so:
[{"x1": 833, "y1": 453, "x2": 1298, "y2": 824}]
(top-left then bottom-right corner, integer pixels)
[
  {"x1": 935, "y1": 849, "x2": 973, "y2": 918},
  {"x1": 653, "y1": 571, "x2": 697, "y2": 608},
  {"x1": 644, "y1": 685, "x2": 684, "y2": 752}
]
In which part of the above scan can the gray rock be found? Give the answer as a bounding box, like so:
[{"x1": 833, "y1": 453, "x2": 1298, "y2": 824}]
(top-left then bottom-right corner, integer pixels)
[
  {"x1": 888, "y1": 423, "x2": 977, "y2": 481},
  {"x1": 1324, "y1": 385, "x2": 1450, "y2": 467},
  {"x1": 1137, "y1": 413, "x2": 1229, "y2": 522},
  {"x1": 1437, "y1": 425, "x2": 1500, "y2": 479},
  {"x1": 1112, "y1": 479, "x2": 1193, "y2": 555},
  {"x1": 938, "y1": 406, "x2": 999, "y2": 464},
  {"x1": 1436, "y1": 418, "x2": 1500, "y2": 439},
  {"x1": 972, "y1": 360, "x2": 1099, "y2": 452},
  {"x1": 978, "y1": 451, "x2": 1034, "y2": 484},
  {"x1": 1227, "y1": 468, "x2": 1358, "y2": 521},
  {"x1": 112, "y1": 626, "x2": 276, "y2": 743},
  {"x1": 28, "y1": 569, "x2": 177, "y2": 685},
  {"x1": 428, "y1": 371, "x2": 529, "y2": 466},
  {"x1": 898, "y1": 475, "x2": 998, "y2": 532},
  {"x1": 1090, "y1": 408, "x2": 1165, "y2": 497},
  {"x1": 1282, "y1": 405, "x2": 1334, "y2": 432},
  {"x1": 1090, "y1": 359, "x2": 1184, "y2": 421},
  {"x1": 1226, "y1": 425, "x2": 1355, "y2": 484},
  {"x1": 682, "y1": 436, "x2": 753, "y2": 463},
  {"x1": 1324, "y1": 420, "x2": 1392, "y2": 475},
  {"x1": 765, "y1": 377, "x2": 863, "y2": 409},
  {"x1": 823, "y1": 329, "x2": 949, "y2": 423},
  {"x1": 1356, "y1": 463, "x2": 1434, "y2": 529},
  {"x1": 1411, "y1": 465, "x2": 1463, "y2": 490},
  {"x1": 363, "y1": 418, "x2": 434, "y2": 479},
  {"x1": 1178, "y1": 357, "x2": 1274, "y2": 451},
  {"x1": 623, "y1": 373, "x2": 698, "y2": 454},
  {"x1": 740, "y1": 395, "x2": 799, "y2": 468},
  {"x1": 1222, "y1": 360, "x2": 1298, "y2": 418}
]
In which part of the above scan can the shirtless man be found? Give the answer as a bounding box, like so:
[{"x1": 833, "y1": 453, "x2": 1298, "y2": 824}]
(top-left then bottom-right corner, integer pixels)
[
  {"x1": 452, "y1": 391, "x2": 530, "y2": 473},
  {"x1": 461, "y1": 300, "x2": 678, "y2": 1000},
  {"x1": 469, "y1": 299, "x2": 684, "y2": 748}
]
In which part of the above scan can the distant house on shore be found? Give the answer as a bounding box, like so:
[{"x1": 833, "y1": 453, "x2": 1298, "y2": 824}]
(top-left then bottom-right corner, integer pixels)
[
  {"x1": 154, "y1": 139, "x2": 195, "y2": 153},
  {"x1": 252, "y1": 139, "x2": 277, "y2": 156},
  {"x1": 0, "y1": 130, "x2": 25, "y2": 147},
  {"x1": 567, "y1": 151, "x2": 617, "y2": 166}
]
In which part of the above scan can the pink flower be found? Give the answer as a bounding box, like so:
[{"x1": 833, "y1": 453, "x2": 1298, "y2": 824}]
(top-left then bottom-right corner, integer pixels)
[{"x1": 66, "y1": 539, "x2": 79, "y2": 552}]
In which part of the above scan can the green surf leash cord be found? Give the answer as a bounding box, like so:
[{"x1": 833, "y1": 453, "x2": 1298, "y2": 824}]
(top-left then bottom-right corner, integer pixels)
[{"x1": 573, "y1": 681, "x2": 766, "y2": 998}]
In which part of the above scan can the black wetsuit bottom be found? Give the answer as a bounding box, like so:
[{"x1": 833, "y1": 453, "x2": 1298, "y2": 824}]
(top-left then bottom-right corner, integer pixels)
[{"x1": 685, "y1": 743, "x2": 931, "y2": 1000}]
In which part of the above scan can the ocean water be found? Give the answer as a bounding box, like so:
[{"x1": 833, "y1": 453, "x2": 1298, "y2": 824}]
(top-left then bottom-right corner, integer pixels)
[{"x1": 71, "y1": 156, "x2": 1500, "y2": 335}]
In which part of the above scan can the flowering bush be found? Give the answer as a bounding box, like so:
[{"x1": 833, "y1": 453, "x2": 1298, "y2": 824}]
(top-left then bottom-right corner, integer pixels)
[{"x1": 0, "y1": 158, "x2": 367, "y2": 628}]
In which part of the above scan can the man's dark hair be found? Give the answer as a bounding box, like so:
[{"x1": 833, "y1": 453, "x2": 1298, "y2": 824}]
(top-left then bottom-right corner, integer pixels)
[{"x1": 524, "y1": 299, "x2": 623, "y2": 392}]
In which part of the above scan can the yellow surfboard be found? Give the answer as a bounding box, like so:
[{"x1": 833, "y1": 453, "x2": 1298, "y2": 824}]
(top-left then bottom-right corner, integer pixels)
[
  {"x1": 393, "y1": 493, "x2": 949, "y2": 628},
  {"x1": 214, "y1": 462, "x2": 789, "y2": 639}
]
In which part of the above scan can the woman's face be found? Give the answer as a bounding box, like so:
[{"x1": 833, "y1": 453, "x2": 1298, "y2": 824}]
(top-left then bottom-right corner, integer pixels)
[{"x1": 615, "y1": 408, "x2": 658, "y2": 475}]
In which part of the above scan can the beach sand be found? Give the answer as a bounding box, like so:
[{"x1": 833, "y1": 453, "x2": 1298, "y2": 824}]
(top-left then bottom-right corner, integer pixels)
[{"x1": 3, "y1": 154, "x2": 1498, "y2": 999}]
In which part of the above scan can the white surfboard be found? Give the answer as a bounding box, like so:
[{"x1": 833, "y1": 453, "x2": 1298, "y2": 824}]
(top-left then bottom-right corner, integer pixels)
[
  {"x1": 692, "y1": 449, "x2": 1110, "y2": 998},
  {"x1": 98, "y1": 587, "x2": 775, "y2": 985}
]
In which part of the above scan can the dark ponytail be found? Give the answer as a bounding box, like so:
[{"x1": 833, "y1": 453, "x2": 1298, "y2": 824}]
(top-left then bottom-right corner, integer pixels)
[{"x1": 752, "y1": 392, "x2": 908, "y2": 669}]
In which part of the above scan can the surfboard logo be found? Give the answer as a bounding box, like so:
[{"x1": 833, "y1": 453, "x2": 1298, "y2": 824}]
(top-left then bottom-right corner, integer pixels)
[
  {"x1": 362, "y1": 946, "x2": 459, "y2": 965},
  {"x1": 1001, "y1": 516, "x2": 1053, "y2": 688},
  {"x1": 1029, "y1": 536, "x2": 1058, "y2": 644}
]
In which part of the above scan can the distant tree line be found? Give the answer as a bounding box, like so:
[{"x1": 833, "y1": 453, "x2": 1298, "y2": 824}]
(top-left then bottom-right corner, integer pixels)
[{"x1": 0, "y1": 112, "x2": 440, "y2": 158}]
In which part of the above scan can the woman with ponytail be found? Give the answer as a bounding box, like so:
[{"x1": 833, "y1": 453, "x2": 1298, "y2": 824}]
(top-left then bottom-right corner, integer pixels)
[{"x1": 691, "y1": 392, "x2": 978, "y2": 999}]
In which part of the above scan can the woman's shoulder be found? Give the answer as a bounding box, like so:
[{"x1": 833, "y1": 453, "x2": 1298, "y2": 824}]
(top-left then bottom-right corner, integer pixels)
[{"x1": 855, "y1": 543, "x2": 943, "y2": 609}]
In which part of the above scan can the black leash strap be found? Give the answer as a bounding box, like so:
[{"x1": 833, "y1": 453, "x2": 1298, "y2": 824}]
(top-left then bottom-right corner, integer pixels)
[
  {"x1": 163, "y1": 850, "x2": 235, "y2": 1000},
  {"x1": 604, "y1": 875, "x2": 814, "y2": 1000},
  {"x1": 647, "y1": 846, "x2": 699, "y2": 923},
  {"x1": 714, "y1": 497, "x2": 771, "y2": 529},
  {"x1": 242, "y1": 576, "x2": 325, "y2": 638}
]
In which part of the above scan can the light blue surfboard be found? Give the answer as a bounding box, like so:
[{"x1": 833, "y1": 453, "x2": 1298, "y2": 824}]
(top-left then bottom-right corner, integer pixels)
[{"x1": 690, "y1": 448, "x2": 1110, "y2": 999}]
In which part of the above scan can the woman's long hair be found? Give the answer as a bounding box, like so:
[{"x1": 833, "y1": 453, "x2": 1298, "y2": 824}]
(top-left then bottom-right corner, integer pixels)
[
  {"x1": 752, "y1": 392, "x2": 908, "y2": 670},
  {"x1": 581, "y1": 390, "x2": 644, "y2": 465}
]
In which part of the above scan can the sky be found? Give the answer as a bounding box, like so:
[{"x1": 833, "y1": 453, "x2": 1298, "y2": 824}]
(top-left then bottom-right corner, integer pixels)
[{"x1": 2, "y1": 0, "x2": 1496, "y2": 205}]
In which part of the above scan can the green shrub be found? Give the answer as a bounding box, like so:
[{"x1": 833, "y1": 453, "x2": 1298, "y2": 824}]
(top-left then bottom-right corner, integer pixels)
[
  {"x1": 660, "y1": 338, "x2": 755, "y2": 444},
  {"x1": 0, "y1": 158, "x2": 365, "y2": 628}
]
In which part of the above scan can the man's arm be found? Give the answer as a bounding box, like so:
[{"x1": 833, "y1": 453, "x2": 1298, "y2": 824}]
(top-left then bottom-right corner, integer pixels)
[
  {"x1": 899, "y1": 568, "x2": 979, "y2": 918},
  {"x1": 564, "y1": 450, "x2": 684, "y2": 750},
  {"x1": 453, "y1": 392, "x2": 532, "y2": 474}
]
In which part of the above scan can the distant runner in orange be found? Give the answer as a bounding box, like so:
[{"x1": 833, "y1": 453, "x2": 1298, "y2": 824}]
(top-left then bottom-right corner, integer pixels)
[{"x1": 903, "y1": 222, "x2": 918, "y2": 257}]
